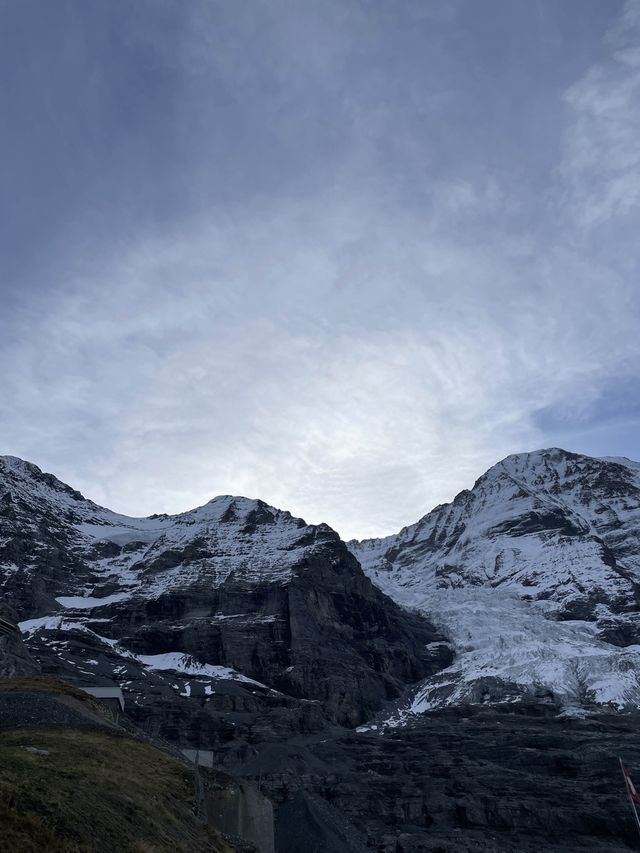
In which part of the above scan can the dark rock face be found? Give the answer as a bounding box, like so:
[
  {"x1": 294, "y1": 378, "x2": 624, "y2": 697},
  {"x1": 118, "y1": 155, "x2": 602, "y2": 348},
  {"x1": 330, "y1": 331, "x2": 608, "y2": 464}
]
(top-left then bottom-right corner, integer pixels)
[
  {"x1": 244, "y1": 706, "x2": 640, "y2": 852},
  {"x1": 0, "y1": 455, "x2": 449, "y2": 739},
  {"x1": 0, "y1": 632, "x2": 40, "y2": 678},
  {"x1": 99, "y1": 544, "x2": 450, "y2": 728},
  {"x1": 276, "y1": 791, "x2": 369, "y2": 853},
  {"x1": 0, "y1": 603, "x2": 39, "y2": 677}
]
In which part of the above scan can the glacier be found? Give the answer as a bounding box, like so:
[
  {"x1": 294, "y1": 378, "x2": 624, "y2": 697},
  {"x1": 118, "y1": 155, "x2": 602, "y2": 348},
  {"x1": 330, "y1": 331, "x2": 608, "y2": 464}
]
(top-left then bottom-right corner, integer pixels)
[{"x1": 349, "y1": 448, "x2": 640, "y2": 723}]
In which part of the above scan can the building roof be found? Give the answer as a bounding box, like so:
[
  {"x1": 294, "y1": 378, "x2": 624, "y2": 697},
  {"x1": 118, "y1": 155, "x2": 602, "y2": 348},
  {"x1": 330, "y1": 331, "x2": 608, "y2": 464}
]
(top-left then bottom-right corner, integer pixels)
[{"x1": 80, "y1": 685, "x2": 125, "y2": 712}]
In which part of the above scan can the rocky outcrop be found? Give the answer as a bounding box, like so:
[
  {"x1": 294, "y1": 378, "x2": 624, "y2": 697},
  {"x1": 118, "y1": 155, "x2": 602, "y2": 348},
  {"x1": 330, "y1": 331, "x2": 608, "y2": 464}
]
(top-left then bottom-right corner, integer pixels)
[
  {"x1": 0, "y1": 603, "x2": 39, "y2": 678},
  {"x1": 0, "y1": 633, "x2": 38, "y2": 678},
  {"x1": 207, "y1": 772, "x2": 275, "y2": 853}
]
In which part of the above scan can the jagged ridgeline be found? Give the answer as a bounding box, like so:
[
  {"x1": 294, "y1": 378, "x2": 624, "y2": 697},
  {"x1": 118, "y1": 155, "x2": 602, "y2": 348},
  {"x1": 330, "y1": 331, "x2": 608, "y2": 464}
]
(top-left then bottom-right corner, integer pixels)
[
  {"x1": 3, "y1": 449, "x2": 640, "y2": 852},
  {"x1": 0, "y1": 455, "x2": 450, "y2": 741}
]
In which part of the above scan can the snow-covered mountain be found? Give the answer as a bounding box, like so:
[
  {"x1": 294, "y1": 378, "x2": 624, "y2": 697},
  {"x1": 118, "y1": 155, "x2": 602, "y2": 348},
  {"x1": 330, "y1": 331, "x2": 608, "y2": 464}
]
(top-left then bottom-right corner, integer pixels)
[
  {"x1": 0, "y1": 454, "x2": 448, "y2": 743},
  {"x1": 4, "y1": 447, "x2": 640, "y2": 735},
  {"x1": 349, "y1": 448, "x2": 640, "y2": 723},
  {"x1": 5, "y1": 450, "x2": 640, "y2": 852},
  {"x1": 0, "y1": 454, "x2": 335, "y2": 600}
]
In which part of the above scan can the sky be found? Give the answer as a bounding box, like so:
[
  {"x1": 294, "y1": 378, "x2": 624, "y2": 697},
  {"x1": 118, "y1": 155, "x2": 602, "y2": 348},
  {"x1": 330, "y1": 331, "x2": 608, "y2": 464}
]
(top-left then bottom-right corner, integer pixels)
[{"x1": 1, "y1": 0, "x2": 640, "y2": 540}]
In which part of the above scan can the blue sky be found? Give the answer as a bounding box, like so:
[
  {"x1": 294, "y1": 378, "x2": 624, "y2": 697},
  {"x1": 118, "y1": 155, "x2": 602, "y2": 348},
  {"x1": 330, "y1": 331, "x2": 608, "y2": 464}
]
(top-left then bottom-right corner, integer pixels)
[{"x1": 1, "y1": 0, "x2": 640, "y2": 538}]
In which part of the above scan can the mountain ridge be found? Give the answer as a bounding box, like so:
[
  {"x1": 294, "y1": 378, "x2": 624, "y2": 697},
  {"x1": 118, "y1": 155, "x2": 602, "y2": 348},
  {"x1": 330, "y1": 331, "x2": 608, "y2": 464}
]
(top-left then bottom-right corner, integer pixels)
[
  {"x1": 4, "y1": 447, "x2": 640, "y2": 725},
  {"x1": 348, "y1": 447, "x2": 640, "y2": 722},
  {"x1": 0, "y1": 452, "x2": 450, "y2": 737},
  {"x1": 5, "y1": 449, "x2": 640, "y2": 850}
]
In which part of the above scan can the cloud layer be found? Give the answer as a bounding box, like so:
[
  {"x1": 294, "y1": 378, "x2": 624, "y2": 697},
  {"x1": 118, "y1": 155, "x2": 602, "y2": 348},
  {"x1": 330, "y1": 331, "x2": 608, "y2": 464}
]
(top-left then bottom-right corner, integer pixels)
[{"x1": 1, "y1": 0, "x2": 639, "y2": 538}]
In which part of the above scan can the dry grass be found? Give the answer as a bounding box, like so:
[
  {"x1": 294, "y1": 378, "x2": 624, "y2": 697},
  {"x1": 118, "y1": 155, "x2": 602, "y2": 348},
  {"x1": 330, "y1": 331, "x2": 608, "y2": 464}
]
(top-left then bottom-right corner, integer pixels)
[
  {"x1": 0, "y1": 675, "x2": 93, "y2": 695},
  {"x1": 0, "y1": 727, "x2": 235, "y2": 853}
]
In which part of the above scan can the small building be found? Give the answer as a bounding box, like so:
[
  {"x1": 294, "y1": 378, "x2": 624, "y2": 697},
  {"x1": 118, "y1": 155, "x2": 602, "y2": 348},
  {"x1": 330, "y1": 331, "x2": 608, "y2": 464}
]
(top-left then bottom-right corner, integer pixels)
[
  {"x1": 80, "y1": 685, "x2": 125, "y2": 714},
  {"x1": 182, "y1": 748, "x2": 215, "y2": 768}
]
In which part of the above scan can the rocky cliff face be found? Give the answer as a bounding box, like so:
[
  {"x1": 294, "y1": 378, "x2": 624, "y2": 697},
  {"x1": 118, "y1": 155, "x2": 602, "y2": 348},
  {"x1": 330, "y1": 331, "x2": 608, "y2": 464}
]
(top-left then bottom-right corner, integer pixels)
[
  {"x1": 0, "y1": 602, "x2": 39, "y2": 678},
  {"x1": 0, "y1": 455, "x2": 449, "y2": 746},
  {"x1": 258, "y1": 703, "x2": 640, "y2": 853},
  {"x1": 0, "y1": 629, "x2": 39, "y2": 678},
  {"x1": 349, "y1": 448, "x2": 640, "y2": 720}
]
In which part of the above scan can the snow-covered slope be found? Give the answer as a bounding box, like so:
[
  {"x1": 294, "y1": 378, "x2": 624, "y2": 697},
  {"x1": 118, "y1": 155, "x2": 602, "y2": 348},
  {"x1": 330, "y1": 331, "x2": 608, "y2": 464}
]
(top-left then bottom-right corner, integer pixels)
[
  {"x1": 349, "y1": 448, "x2": 640, "y2": 721},
  {"x1": 0, "y1": 454, "x2": 338, "y2": 709},
  {"x1": 0, "y1": 454, "x2": 334, "y2": 604},
  {"x1": 0, "y1": 454, "x2": 447, "y2": 732}
]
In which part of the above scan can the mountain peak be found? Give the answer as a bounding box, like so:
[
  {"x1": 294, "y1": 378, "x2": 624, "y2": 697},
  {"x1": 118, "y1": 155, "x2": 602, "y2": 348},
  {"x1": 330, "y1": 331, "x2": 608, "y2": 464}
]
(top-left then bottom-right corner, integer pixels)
[
  {"x1": 486, "y1": 447, "x2": 582, "y2": 478},
  {"x1": 470, "y1": 447, "x2": 640, "y2": 496},
  {"x1": 0, "y1": 454, "x2": 87, "y2": 504},
  {"x1": 0, "y1": 454, "x2": 41, "y2": 475},
  {"x1": 349, "y1": 446, "x2": 640, "y2": 718}
]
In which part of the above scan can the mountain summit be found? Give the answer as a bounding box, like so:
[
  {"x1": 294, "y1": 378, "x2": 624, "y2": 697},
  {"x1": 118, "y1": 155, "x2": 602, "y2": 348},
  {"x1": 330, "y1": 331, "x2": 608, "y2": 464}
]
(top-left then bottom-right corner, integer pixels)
[{"x1": 349, "y1": 448, "x2": 640, "y2": 721}]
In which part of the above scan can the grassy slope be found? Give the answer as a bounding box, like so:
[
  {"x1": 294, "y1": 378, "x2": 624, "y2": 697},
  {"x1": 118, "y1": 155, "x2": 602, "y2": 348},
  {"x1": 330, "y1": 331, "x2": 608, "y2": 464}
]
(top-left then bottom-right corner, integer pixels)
[
  {"x1": 0, "y1": 676, "x2": 102, "y2": 696},
  {"x1": 0, "y1": 679, "x2": 236, "y2": 853}
]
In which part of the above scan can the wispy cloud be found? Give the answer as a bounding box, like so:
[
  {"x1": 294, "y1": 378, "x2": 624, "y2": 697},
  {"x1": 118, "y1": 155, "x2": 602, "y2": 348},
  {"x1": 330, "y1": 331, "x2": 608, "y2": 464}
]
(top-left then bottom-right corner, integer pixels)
[
  {"x1": 560, "y1": 0, "x2": 640, "y2": 228},
  {"x1": 1, "y1": 1, "x2": 639, "y2": 538}
]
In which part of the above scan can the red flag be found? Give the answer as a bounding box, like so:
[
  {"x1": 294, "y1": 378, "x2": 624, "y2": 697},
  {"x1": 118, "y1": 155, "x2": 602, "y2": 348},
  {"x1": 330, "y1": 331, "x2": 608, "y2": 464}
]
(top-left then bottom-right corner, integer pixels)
[{"x1": 622, "y1": 763, "x2": 640, "y2": 804}]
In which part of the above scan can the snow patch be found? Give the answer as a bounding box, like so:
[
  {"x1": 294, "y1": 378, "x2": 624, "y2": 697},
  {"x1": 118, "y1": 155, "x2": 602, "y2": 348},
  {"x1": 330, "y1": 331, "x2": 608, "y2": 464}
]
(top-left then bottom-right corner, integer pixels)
[
  {"x1": 56, "y1": 593, "x2": 132, "y2": 609},
  {"x1": 137, "y1": 653, "x2": 267, "y2": 687}
]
